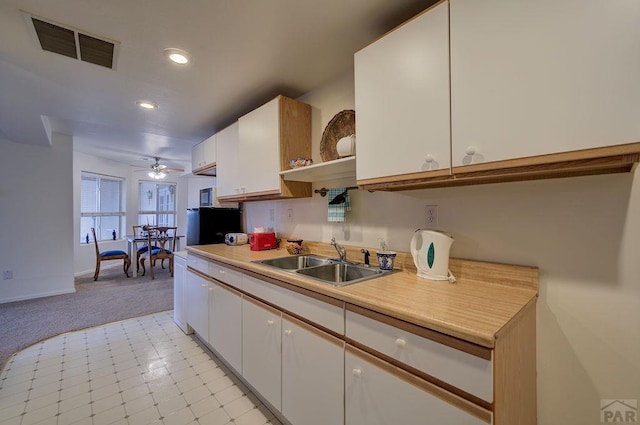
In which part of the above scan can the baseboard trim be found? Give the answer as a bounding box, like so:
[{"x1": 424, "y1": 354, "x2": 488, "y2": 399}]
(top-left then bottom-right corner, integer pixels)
[{"x1": 0, "y1": 288, "x2": 76, "y2": 304}]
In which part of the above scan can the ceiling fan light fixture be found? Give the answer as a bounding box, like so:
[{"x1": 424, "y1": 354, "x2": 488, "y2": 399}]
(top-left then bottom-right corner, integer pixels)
[
  {"x1": 163, "y1": 48, "x2": 190, "y2": 65},
  {"x1": 148, "y1": 170, "x2": 166, "y2": 179},
  {"x1": 136, "y1": 100, "x2": 158, "y2": 110}
]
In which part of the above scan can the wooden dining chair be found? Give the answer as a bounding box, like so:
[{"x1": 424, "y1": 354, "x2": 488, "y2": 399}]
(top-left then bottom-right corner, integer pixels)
[
  {"x1": 132, "y1": 225, "x2": 159, "y2": 273},
  {"x1": 91, "y1": 227, "x2": 130, "y2": 281},
  {"x1": 140, "y1": 226, "x2": 177, "y2": 279}
]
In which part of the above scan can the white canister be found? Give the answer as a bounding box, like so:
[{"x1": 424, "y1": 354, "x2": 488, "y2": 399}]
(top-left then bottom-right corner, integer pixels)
[
  {"x1": 336, "y1": 134, "x2": 356, "y2": 158},
  {"x1": 410, "y1": 229, "x2": 455, "y2": 282}
]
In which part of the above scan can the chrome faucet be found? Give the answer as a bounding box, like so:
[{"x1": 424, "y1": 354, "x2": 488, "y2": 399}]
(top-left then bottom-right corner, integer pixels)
[{"x1": 330, "y1": 237, "x2": 347, "y2": 262}]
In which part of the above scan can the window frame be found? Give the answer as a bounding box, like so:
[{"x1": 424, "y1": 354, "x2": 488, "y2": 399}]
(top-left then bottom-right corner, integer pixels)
[
  {"x1": 137, "y1": 180, "x2": 177, "y2": 228},
  {"x1": 80, "y1": 172, "x2": 125, "y2": 243}
]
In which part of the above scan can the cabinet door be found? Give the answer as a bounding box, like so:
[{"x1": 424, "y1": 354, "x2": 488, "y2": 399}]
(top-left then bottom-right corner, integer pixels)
[
  {"x1": 345, "y1": 347, "x2": 489, "y2": 425},
  {"x1": 192, "y1": 134, "x2": 216, "y2": 171},
  {"x1": 242, "y1": 297, "x2": 282, "y2": 410},
  {"x1": 238, "y1": 97, "x2": 281, "y2": 195},
  {"x1": 355, "y1": 1, "x2": 451, "y2": 181},
  {"x1": 192, "y1": 141, "x2": 205, "y2": 171},
  {"x1": 203, "y1": 136, "x2": 217, "y2": 166},
  {"x1": 208, "y1": 281, "x2": 242, "y2": 373},
  {"x1": 282, "y1": 315, "x2": 344, "y2": 425},
  {"x1": 173, "y1": 256, "x2": 190, "y2": 334},
  {"x1": 450, "y1": 0, "x2": 640, "y2": 167},
  {"x1": 216, "y1": 122, "x2": 241, "y2": 197},
  {"x1": 185, "y1": 271, "x2": 209, "y2": 339}
]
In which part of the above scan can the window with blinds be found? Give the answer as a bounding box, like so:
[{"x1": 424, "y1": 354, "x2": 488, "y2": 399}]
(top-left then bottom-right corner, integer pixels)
[
  {"x1": 80, "y1": 173, "x2": 125, "y2": 243},
  {"x1": 138, "y1": 181, "x2": 176, "y2": 228}
]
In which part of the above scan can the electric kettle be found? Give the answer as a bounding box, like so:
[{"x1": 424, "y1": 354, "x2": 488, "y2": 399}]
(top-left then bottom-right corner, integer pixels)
[{"x1": 410, "y1": 229, "x2": 456, "y2": 282}]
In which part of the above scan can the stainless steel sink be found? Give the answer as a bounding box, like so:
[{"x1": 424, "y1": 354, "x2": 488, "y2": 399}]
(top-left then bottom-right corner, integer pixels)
[
  {"x1": 257, "y1": 255, "x2": 333, "y2": 270},
  {"x1": 255, "y1": 255, "x2": 393, "y2": 286},
  {"x1": 295, "y1": 263, "x2": 386, "y2": 287}
]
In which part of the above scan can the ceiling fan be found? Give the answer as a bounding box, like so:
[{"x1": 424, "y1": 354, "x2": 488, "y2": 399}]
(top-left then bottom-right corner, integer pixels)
[{"x1": 148, "y1": 157, "x2": 184, "y2": 180}]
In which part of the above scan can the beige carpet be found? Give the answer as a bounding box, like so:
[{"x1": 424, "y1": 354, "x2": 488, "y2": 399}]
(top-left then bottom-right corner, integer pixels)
[{"x1": 0, "y1": 266, "x2": 174, "y2": 372}]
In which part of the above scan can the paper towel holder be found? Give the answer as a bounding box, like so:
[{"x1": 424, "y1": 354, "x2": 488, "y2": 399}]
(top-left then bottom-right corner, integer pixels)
[{"x1": 315, "y1": 187, "x2": 373, "y2": 197}]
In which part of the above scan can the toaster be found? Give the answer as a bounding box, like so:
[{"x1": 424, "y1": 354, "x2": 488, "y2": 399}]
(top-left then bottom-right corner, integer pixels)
[
  {"x1": 225, "y1": 233, "x2": 248, "y2": 246},
  {"x1": 249, "y1": 232, "x2": 278, "y2": 251}
]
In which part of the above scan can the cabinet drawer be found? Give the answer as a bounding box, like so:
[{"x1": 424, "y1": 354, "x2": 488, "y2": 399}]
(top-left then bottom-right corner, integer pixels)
[
  {"x1": 346, "y1": 346, "x2": 491, "y2": 425},
  {"x1": 187, "y1": 254, "x2": 209, "y2": 275},
  {"x1": 187, "y1": 255, "x2": 243, "y2": 290},
  {"x1": 243, "y1": 275, "x2": 344, "y2": 335},
  {"x1": 346, "y1": 308, "x2": 493, "y2": 402},
  {"x1": 209, "y1": 263, "x2": 243, "y2": 290}
]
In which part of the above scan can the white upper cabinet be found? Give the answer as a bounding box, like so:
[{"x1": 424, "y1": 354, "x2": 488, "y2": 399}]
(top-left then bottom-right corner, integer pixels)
[
  {"x1": 238, "y1": 98, "x2": 282, "y2": 195},
  {"x1": 216, "y1": 122, "x2": 240, "y2": 198},
  {"x1": 355, "y1": 1, "x2": 451, "y2": 182},
  {"x1": 216, "y1": 95, "x2": 311, "y2": 201},
  {"x1": 192, "y1": 134, "x2": 217, "y2": 174},
  {"x1": 450, "y1": 0, "x2": 640, "y2": 168}
]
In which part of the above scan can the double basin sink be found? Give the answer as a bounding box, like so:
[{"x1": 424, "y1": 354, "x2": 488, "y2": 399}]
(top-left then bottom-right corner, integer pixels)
[{"x1": 254, "y1": 255, "x2": 392, "y2": 287}]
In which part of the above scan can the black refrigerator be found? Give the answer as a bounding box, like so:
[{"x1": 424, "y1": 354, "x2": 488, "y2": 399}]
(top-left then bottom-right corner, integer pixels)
[{"x1": 186, "y1": 207, "x2": 243, "y2": 246}]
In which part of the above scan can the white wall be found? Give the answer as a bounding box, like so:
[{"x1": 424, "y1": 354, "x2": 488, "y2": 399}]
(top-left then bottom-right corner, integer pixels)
[
  {"x1": 73, "y1": 151, "x2": 189, "y2": 275},
  {"x1": 187, "y1": 175, "x2": 216, "y2": 208},
  {"x1": 245, "y1": 72, "x2": 640, "y2": 424},
  {"x1": 0, "y1": 134, "x2": 75, "y2": 302}
]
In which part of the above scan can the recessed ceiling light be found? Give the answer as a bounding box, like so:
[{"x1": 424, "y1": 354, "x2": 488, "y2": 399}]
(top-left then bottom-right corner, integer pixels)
[
  {"x1": 136, "y1": 100, "x2": 158, "y2": 109},
  {"x1": 163, "y1": 48, "x2": 190, "y2": 65}
]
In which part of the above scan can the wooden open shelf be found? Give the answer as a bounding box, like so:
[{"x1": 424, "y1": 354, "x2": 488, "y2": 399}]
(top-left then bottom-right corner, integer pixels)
[{"x1": 280, "y1": 156, "x2": 356, "y2": 183}]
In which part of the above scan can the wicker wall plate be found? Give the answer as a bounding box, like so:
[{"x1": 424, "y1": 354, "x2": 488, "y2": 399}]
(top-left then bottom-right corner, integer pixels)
[{"x1": 320, "y1": 109, "x2": 355, "y2": 162}]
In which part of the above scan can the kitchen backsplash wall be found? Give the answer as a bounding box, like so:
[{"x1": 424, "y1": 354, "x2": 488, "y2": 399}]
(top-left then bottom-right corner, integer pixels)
[{"x1": 244, "y1": 71, "x2": 640, "y2": 424}]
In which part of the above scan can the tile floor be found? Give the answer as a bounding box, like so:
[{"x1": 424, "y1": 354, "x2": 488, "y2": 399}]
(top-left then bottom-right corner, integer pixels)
[{"x1": 0, "y1": 311, "x2": 282, "y2": 425}]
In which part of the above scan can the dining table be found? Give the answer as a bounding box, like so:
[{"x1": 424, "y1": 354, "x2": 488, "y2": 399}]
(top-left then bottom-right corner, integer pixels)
[{"x1": 124, "y1": 234, "x2": 184, "y2": 277}]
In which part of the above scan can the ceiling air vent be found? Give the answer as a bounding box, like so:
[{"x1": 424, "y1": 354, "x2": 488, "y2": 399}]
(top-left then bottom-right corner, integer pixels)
[
  {"x1": 31, "y1": 18, "x2": 77, "y2": 59},
  {"x1": 24, "y1": 12, "x2": 119, "y2": 70}
]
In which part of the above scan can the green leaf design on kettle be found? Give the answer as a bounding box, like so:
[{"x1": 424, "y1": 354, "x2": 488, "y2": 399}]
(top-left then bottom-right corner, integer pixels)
[{"x1": 427, "y1": 242, "x2": 435, "y2": 269}]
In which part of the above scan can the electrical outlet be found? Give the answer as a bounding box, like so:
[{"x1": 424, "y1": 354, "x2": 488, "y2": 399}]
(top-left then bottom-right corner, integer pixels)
[
  {"x1": 426, "y1": 205, "x2": 438, "y2": 227},
  {"x1": 2, "y1": 270, "x2": 13, "y2": 280},
  {"x1": 287, "y1": 208, "x2": 294, "y2": 222}
]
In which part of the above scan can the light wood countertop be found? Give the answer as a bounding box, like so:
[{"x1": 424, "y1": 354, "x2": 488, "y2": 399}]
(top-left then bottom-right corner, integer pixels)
[{"x1": 185, "y1": 244, "x2": 538, "y2": 348}]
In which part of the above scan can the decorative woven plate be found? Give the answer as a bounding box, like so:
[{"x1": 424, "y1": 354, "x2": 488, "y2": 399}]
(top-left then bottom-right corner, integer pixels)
[{"x1": 320, "y1": 109, "x2": 355, "y2": 162}]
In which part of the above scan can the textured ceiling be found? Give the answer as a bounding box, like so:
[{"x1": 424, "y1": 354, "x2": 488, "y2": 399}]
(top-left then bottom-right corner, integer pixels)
[{"x1": 0, "y1": 0, "x2": 436, "y2": 171}]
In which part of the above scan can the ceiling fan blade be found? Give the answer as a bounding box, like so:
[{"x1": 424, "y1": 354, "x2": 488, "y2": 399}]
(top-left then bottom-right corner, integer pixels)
[{"x1": 164, "y1": 167, "x2": 185, "y2": 173}]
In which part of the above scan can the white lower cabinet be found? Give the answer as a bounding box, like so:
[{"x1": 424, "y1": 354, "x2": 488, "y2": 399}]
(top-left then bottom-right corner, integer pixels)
[
  {"x1": 345, "y1": 346, "x2": 489, "y2": 425},
  {"x1": 208, "y1": 280, "x2": 242, "y2": 373},
  {"x1": 185, "y1": 270, "x2": 209, "y2": 338},
  {"x1": 242, "y1": 297, "x2": 282, "y2": 410},
  {"x1": 282, "y1": 314, "x2": 344, "y2": 425},
  {"x1": 183, "y1": 262, "x2": 507, "y2": 425},
  {"x1": 173, "y1": 254, "x2": 189, "y2": 333},
  {"x1": 346, "y1": 308, "x2": 492, "y2": 402}
]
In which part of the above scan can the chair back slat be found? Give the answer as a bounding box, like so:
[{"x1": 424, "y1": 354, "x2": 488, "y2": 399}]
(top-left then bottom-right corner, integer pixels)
[
  {"x1": 147, "y1": 226, "x2": 177, "y2": 255},
  {"x1": 141, "y1": 226, "x2": 177, "y2": 279},
  {"x1": 90, "y1": 227, "x2": 100, "y2": 257}
]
